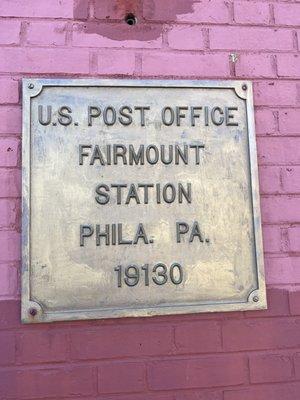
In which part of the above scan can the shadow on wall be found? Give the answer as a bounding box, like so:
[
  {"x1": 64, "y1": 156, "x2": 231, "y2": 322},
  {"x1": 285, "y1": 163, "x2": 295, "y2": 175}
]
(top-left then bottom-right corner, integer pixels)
[{"x1": 73, "y1": 0, "x2": 197, "y2": 40}]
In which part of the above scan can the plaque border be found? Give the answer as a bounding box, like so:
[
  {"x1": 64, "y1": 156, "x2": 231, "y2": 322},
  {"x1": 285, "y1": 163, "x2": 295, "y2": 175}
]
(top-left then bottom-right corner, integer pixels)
[{"x1": 21, "y1": 79, "x2": 267, "y2": 323}]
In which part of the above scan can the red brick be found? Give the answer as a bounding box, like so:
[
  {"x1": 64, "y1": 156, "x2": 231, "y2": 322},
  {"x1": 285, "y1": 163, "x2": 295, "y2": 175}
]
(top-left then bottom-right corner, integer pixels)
[
  {"x1": 26, "y1": 22, "x2": 67, "y2": 46},
  {"x1": 224, "y1": 383, "x2": 300, "y2": 400},
  {"x1": 0, "y1": 264, "x2": 18, "y2": 297},
  {"x1": 0, "y1": 199, "x2": 17, "y2": 229},
  {"x1": 250, "y1": 353, "x2": 293, "y2": 383},
  {"x1": 277, "y1": 54, "x2": 300, "y2": 78},
  {"x1": 234, "y1": 1, "x2": 270, "y2": 25},
  {"x1": 254, "y1": 81, "x2": 300, "y2": 107},
  {"x1": 287, "y1": 226, "x2": 300, "y2": 252},
  {"x1": 210, "y1": 27, "x2": 293, "y2": 51},
  {"x1": 0, "y1": 0, "x2": 74, "y2": 18},
  {"x1": 294, "y1": 353, "x2": 300, "y2": 378},
  {"x1": 0, "y1": 231, "x2": 21, "y2": 261},
  {"x1": 98, "y1": 362, "x2": 146, "y2": 394},
  {"x1": 143, "y1": 0, "x2": 229, "y2": 23},
  {"x1": 279, "y1": 109, "x2": 300, "y2": 135},
  {"x1": 257, "y1": 137, "x2": 300, "y2": 165},
  {"x1": 174, "y1": 392, "x2": 223, "y2": 400},
  {"x1": 0, "y1": 106, "x2": 21, "y2": 134},
  {"x1": 236, "y1": 54, "x2": 275, "y2": 78},
  {"x1": 255, "y1": 109, "x2": 277, "y2": 135},
  {"x1": 0, "y1": 366, "x2": 96, "y2": 399},
  {"x1": 0, "y1": 332, "x2": 15, "y2": 365},
  {"x1": 174, "y1": 321, "x2": 222, "y2": 353},
  {"x1": 0, "y1": 169, "x2": 21, "y2": 197},
  {"x1": 168, "y1": 25, "x2": 205, "y2": 50},
  {"x1": 0, "y1": 78, "x2": 19, "y2": 104},
  {"x1": 148, "y1": 355, "x2": 247, "y2": 390},
  {"x1": 0, "y1": 20, "x2": 21, "y2": 45},
  {"x1": 0, "y1": 48, "x2": 90, "y2": 74},
  {"x1": 223, "y1": 318, "x2": 300, "y2": 351},
  {"x1": 245, "y1": 288, "x2": 290, "y2": 318},
  {"x1": 142, "y1": 53, "x2": 230, "y2": 77},
  {"x1": 262, "y1": 225, "x2": 282, "y2": 252},
  {"x1": 289, "y1": 290, "x2": 300, "y2": 315},
  {"x1": 70, "y1": 325, "x2": 173, "y2": 360},
  {"x1": 73, "y1": 23, "x2": 162, "y2": 49},
  {"x1": 0, "y1": 138, "x2": 19, "y2": 167},
  {"x1": 259, "y1": 166, "x2": 281, "y2": 194},
  {"x1": 274, "y1": 3, "x2": 300, "y2": 26},
  {"x1": 282, "y1": 167, "x2": 300, "y2": 193},
  {"x1": 261, "y1": 196, "x2": 300, "y2": 224},
  {"x1": 17, "y1": 331, "x2": 69, "y2": 364},
  {"x1": 265, "y1": 256, "x2": 300, "y2": 285},
  {"x1": 0, "y1": 300, "x2": 20, "y2": 329},
  {"x1": 98, "y1": 50, "x2": 136, "y2": 75}
]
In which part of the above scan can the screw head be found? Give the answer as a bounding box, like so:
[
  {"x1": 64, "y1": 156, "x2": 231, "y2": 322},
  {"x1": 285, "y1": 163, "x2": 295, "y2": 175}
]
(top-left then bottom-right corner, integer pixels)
[
  {"x1": 28, "y1": 83, "x2": 34, "y2": 89},
  {"x1": 29, "y1": 307, "x2": 37, "y2": 316},
  {"x1": 242, "y1": 84, "x2": 247, "y2": 90},
  {"x1": 253, "y1": 296, "x2": 259, "y2": 303}
]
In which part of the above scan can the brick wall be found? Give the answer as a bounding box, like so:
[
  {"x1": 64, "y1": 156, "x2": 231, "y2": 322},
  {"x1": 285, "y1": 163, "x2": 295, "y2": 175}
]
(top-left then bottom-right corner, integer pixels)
[{"x1": 0, "y1": 0, "x2": 299, "y2": 398}]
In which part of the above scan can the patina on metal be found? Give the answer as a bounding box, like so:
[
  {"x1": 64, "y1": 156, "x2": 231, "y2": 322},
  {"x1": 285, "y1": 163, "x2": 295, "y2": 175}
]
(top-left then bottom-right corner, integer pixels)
[{"x1": 22, "y1": 79, "x2": 267, "y2": 323}]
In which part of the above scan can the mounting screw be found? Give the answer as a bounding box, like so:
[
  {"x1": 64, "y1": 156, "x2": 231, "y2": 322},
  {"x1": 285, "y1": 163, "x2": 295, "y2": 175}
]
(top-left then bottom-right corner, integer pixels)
[
  {"x1": 29, "y1": 307, "x2": 37, "y2": 317},
  {"x1": 125, "y1": 13, "x2": 137, "y2": 26},
  {"x1": 28, "y1": 83, "x2": 34, "y2": 89},
  {"x1": 253, "y1": 296, "x2": 259, "y2": 303},
  {"x1": 242, "y1": 84, "x2": 247, "y2": 90}
]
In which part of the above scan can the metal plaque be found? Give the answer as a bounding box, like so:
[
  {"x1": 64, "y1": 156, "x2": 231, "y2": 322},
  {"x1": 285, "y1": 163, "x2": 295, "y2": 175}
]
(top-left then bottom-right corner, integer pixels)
[{"x1": 22, "y1": 79, "x2": 266, "y2": 323}]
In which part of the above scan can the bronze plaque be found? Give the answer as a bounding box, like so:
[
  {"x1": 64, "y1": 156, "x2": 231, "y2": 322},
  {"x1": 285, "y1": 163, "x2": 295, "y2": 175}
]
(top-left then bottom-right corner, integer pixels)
[{"x1": 22, "y1": 79, "x2": 266, "y2": 323}]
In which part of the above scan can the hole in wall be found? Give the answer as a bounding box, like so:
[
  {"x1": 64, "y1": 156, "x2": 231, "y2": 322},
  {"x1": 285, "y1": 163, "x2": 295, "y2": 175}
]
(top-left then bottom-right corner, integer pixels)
[{"x1": 125, "y1": 13, "x2": 137, "y2": 25}]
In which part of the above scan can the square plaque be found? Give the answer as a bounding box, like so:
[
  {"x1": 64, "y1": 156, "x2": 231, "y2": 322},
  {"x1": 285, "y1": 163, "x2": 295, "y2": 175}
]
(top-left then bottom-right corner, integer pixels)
[{"x1": 22, "y1": 79, "x2": 266, "y2": 323}]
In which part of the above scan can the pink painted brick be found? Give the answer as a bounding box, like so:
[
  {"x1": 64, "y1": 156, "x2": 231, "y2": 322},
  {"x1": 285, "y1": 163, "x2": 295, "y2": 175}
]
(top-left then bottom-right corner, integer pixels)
[
  {"x1": 0, "y1": 231, "x2": 20, "y2": 262},
  {"x1": 148, "y1": 355, "x2": 247, "y2": 390},
  {"x1": 98, "y1": 50, "x2": 136, "y2": 75},
  {"x1": 73, "y1": 23, "x2": 162, "y2": 49},
  {"x1": 98, "y1": 362, "x2": 146, "y2": 394},
  {"x1": 254, "y1": 81, "x2": 300, "y2": 107},
  {"x1": 288, "y1": 226, "x2": 300, "y2": 252},
  {"x1": 0, "y1": 199, "x2": 17, "y2": 229},
  {"x1": 175, "y1": 391, "x2": 223, "y2": 400},
  {"x1": 0, "y1": 169, "x2": 21, "y2": 197},
  {"x1": 282, "y1": 167, "x2": 300, "y2": 193},
  {"x1": 277, "y1": 54, "x2": 300, "y2": 78},
  {"x1": 295, "y1": 353, "x2": 300, "y2": 378},
  {"x1": 279, "y1": 109, "x2": 300, "y2": 135},
  {"x1": 262, "y1": 225, "x2": 282, "y2": 252},
  {"x1": 142, "y1": 53, "x2": 230, "y2": 77},
  {"x1": 143, "y1": 0, "x2": 230, "y2": 24},
  {"x1": 245, "y1": 288, "x2": 290, "y2": 318},
  {"x1": 0, "y1": 264, "x2": 18, "y2": 297},
  {"x1": 0, "y1": 48, "x2": 90, "y2": 74},
  {"x1": 174, "y1": 321, "x2": 222, "y2": 353},
  {"x1": 224, "y1": 383, "x2": 300, "y2": 400},
  {"x1": 255, "y1": 109, "x2": 277, "y2": 135},
  {"x1": 0, "y1": 138, "x2": 19, "y2": 167},
  {"x1": 261, "y1": 196, "x2": 300, "y2": 223},
  {"x1": 0, "y1": 78, "x2": 19, "y2": 104},
  {"x1": 249, "y1": 353, "x2": 293, "y2": 383},
  {"x1": 265, "y1": 256, "x2": 300, "y2": 284},
  {"x1": 210, "y1": 27, "x2": 293, "y2": 51},
  {"x1": 0, "y1": 20, "x2": 21, "y2": 45},
  {"x1": 289, "y1": 290, "x2": 300, "y2": 315},
  {"x1": 70, "y1": 325, "x2": 173, "y2": 360},
  {"x1": 0, "y1": 332, "x2": 15, "y2": 365},
  {"x1": 26, "y1": 22, "x2": 67, "y2": 46},
  {"x1": 235, "y1": 54, "x2": 275, "y2": 78},
  {"x1": 0, "y1": 106, "x2": 21, "y2": 134},
  {"x1": 168, "y1": 25, "x2": 205, "y2": 50},
  {"x1": 257, "y1": 137, "x2": 300, "y2": 165},
  {"x1": 259, "y1": 166, "x2": 281, "y2": 194},
  {"x1": 234, "y1": 1, "x2": 270, "y2": 25},
  {"x1": 17, "y1": 332, "x2": 69, "y2": 364},
  {"x1": 0, "y1": 0, "x2": 74, "y2": 18},
  {"x1": 274, "y1": 3, "x2": 300, "y2": 26},
  {"x1": 0, "y1": 366, "x2": 96, "y2": 399},
  {"x1": 223, "y1": 318, "x2": 300, "y2": 351}
]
